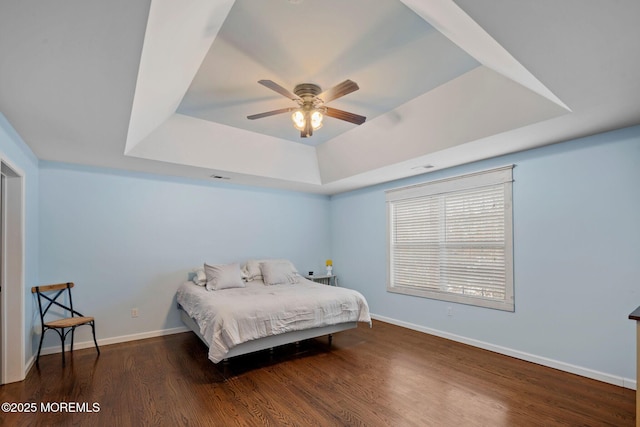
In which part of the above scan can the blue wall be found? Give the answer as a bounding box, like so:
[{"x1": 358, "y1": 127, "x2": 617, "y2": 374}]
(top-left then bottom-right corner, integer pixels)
[
  {"x1": 330, "y1": 125, "x2": 640, "y2": 384},
  {"x1": 0, "y1": 114, "x2": 39, "y2": 368},
  {"x1": 38, "y1": 163, "x2": 331, "y2": 345}
]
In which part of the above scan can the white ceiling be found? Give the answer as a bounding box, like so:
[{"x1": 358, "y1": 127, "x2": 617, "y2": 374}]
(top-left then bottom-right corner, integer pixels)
[{"x1": 1, "y1": 0, "x2": 639, "y2": 195}]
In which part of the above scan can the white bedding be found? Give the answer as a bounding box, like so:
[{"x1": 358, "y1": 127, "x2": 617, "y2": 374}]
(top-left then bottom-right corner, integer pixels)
[{"x1": 176, "y1": 278, "x2": 371, "y2": 363}]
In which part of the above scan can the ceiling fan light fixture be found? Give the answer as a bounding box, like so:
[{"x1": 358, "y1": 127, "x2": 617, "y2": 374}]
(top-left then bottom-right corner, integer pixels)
[
  {"x1": 291, "y1": 108, "x2": 324, "y2": 131},
  {"x1": 310, "y1": 110, "x2": 324, "y2": 129},
  {"x1": 292, "y1": 110, "x2": 305, "y2": 130}
]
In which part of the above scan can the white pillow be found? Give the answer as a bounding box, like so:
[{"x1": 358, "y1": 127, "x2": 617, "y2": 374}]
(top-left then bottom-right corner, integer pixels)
[
  {"x1": 260, "y1": 260, "x2": 300, "y2": 286},
  {"x1": 204, "y1": 263, "x2": 246, "y2": 291},
  {"x1": 243, "y1": 259, "x2": 296, "y2": 281},
  {"x1": 192, "y1": 268, "x2": 206, "y2": 286}
]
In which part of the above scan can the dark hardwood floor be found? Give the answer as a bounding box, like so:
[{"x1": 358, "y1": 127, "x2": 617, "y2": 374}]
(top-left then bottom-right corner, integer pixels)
[{"x1": 0, "y1": 320, "x2": 635, "y2": 426}]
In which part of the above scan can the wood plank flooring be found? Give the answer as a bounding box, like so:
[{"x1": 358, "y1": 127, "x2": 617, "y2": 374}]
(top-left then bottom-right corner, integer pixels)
[{"x1": 0, "y1": 320, "x2": 635, "y2": 426}]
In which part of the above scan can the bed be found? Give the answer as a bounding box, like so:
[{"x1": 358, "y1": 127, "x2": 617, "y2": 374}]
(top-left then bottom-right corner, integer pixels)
[{"x1": 176, "y1": 260, "x2": 371, "y2": 363}]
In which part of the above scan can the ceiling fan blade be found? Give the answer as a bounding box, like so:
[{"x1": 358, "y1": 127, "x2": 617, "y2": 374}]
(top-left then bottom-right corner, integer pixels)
[
  {"x1": 247, "y1": 107, "x2": 294, "y2": 120},
  {"x1": 258, "y1": 80, "x2": 301, "y2": 101},
  {"x1": 324, "y1": 107, "x2": 366, "y2": 125},
  {"x1": 317, "y1": 80, "x2": 359, "y2": 104}
]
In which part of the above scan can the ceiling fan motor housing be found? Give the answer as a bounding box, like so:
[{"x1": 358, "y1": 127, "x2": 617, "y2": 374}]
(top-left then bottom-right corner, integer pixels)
[{"x1": 293, "y1": 83, "x2": 322, "y2": 99}]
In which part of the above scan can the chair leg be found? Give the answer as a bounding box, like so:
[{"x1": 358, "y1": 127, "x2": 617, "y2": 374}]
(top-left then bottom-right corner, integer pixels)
[
  {"x1": 91, "y1": 322, "x2": 100, "y2": 355},
  {"x1": 35, "y1": 328, "x2": 46, "y2": 367},
  {"x1": 60, "y1": 330, "x2": 66, "y2": 366}
]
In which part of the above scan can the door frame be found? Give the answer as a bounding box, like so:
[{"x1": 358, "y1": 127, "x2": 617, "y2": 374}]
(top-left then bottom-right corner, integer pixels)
[{"x1": 0, "y1": 156, "x2": 25, "y2": 384}]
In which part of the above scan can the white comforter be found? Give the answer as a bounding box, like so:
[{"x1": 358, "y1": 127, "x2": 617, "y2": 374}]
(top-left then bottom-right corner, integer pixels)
[{"x1": 176, "y1": 278, "x2": 371, "y2": 362}]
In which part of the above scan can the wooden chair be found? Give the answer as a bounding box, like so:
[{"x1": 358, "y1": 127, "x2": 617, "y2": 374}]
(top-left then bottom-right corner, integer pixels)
[{"x1": 31, "y1": 282, "x2": 100, "y2": 366}]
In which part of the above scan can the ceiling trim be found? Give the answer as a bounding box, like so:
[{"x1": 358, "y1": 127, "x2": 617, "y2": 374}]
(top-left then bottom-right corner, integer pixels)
[
  {"x1": 125, "y1": 0, "x2": 236, "y2": 152},
  {"x1": 399, "y1": 0, "x2": 569, "y2": 111},
  {"x1": 317, "y1": 66, "x2": 569, "y2": 184},
  {"x1": 128, "y1": 113, "x2": 321, "y2": 184}
]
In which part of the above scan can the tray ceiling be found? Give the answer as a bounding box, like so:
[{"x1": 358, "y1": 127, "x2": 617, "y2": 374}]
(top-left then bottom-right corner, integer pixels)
[{"x1": 1, "y1": 0, "x2": 638, "y2": 194}]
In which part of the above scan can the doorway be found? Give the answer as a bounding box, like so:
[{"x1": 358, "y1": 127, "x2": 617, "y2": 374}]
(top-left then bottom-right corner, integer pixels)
[{"x1": 0, "y1": 159, "x2": 25, "y2": 384}]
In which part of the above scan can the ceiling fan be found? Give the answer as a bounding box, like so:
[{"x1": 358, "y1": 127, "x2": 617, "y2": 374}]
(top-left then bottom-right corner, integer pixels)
[{"x1": 247, "y1": 79, "x2": 366, "y2": 138}]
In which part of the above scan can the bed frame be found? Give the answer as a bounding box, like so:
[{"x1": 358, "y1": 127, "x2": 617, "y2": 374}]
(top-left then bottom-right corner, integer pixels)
[{"x1": 178, "y1": 303, "x2": 357, "y2": 362}]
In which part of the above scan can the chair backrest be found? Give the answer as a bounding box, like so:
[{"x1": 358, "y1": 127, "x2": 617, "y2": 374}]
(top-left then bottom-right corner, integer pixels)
[{"x1": 31, "y1": 282, "x2": 85, "y2": 324}]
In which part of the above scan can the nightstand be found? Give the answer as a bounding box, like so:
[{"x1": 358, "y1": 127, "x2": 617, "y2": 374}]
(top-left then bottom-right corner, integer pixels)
[{"x1": 305, "y1": 274, "x2": 338, "y2": 286}]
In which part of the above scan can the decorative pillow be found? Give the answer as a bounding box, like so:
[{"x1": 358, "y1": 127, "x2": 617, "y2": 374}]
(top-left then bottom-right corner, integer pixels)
[
  {"x1": 192, "y1": 268, "x2": 206, "y2": 286},
  {"x1": 243, "y1": 259, "x2": 296, "y2": 281},
  {"x1": 260, "y1": 260, "x2": 300, "y2": 286},
  {"x1": 204, "y1": 263, "x2": 246, "y2": 291}
]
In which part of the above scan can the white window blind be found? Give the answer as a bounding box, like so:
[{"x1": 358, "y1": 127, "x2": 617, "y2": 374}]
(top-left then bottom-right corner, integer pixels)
[{"x1": 386, "y1": 166, "x2": 514, "y2": 311}]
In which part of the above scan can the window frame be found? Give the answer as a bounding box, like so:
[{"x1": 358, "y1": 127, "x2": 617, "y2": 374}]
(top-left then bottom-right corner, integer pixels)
[{"x1": 386, "y1": 165, "x2": 514, "y2": 311}]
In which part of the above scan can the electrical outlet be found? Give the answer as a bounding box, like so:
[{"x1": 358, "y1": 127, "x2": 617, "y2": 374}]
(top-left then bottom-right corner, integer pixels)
[
  {"x1": 446, "y1": 306, "x2": 453, "y2": 317},
  {"x1": 131, "y1": 308, "x2": 139, "y2": 318}
]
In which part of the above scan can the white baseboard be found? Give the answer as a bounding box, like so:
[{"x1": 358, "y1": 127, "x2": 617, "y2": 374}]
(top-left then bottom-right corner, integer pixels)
[
  {"x1": 371, "y1": 313, "x2": 637, "y2": 390},
  {"x1": 28, "y1": 326, "x2": 190, "y2": 365}
]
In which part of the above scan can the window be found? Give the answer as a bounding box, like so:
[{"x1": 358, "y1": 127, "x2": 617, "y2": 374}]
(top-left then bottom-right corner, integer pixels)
[{"x1": 386, "y1": 166, "x2": 514, "y2": 311}]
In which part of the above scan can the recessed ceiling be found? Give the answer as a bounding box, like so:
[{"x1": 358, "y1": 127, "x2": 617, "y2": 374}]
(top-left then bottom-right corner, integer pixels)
[
  {"x1": 177, "y1": 0, "x2": 480, "y2": 145},
  {"x1": 1, "y1": 0, "x2": 639, "y2": 195}
]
